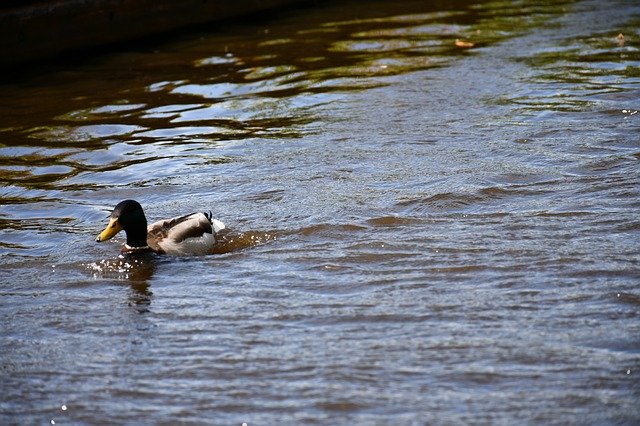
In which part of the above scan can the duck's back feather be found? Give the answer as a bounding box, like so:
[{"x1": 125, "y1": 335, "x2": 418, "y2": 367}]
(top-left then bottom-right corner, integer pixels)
[{"x1": 147, "y1": 212, "x2": 225, "y2": 255}]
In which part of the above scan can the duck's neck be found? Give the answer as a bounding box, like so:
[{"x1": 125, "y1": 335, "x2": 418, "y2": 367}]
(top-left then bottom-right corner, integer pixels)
[
  {"x1": 119, "y1": 207, "x2": 148, "y2": 248},
  {"x1": 125, "y1": 225, "x2": 148, "y2": 248}
]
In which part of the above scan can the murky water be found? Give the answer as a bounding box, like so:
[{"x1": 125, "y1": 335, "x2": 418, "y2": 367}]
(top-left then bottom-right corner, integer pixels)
[{"x1": 1, "y1": 0, "x2": 639, "y2": 423}]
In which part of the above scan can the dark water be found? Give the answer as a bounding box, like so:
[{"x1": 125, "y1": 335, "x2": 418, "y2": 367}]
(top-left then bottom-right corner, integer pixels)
[{"x1": 1, "y1": 0, "x2": 639, "y2": 423}]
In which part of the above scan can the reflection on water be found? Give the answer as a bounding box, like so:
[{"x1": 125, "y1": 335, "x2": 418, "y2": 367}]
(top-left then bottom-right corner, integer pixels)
[
  {"x1": 1, "y1": 0, "x2": 582, "y2": 200},
  {"x1": 85, "y1": 254, "x2": 157, "y2": 282},
  {"x1": 85, "y1": 254, "x2": 157, "y2": 313},
  {"x1": 1, "y1": 0, "x2": 640, "y2": 424}
]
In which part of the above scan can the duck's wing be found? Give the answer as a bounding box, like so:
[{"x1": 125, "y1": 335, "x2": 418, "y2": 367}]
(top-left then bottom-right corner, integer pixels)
[{"x1": 147, "y1": 212, "x2": 224, "y2": 255}]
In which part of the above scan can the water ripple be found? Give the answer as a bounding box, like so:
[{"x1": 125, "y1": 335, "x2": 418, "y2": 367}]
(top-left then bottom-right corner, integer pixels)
[{"x1": 1, "y1": 0, "x2": 639, "y2": 424}]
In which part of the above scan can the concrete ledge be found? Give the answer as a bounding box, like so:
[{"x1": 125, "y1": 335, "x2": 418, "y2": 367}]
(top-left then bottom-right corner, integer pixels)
[{"x1": 1, "y1": 0, "x2": 311, "y2": 65}]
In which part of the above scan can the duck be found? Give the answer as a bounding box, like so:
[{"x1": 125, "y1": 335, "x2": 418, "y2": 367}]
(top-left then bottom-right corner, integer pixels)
[{"x1": 96, "y1": 199, "x2": 225, "y2": 255}]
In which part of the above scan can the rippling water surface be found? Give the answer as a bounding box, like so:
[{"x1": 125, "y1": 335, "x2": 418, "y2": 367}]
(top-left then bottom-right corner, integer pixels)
[{"x1": 1, "y1": 0, "x2": 639, "y2": 423}]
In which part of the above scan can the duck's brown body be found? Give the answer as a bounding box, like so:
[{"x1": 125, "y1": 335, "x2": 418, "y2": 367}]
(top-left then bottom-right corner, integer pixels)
[{"x1": 96, "y1": 200, "x2": 225, "y2": 256}]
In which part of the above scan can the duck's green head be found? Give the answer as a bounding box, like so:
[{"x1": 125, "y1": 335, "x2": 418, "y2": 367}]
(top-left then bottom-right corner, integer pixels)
[{"x1": 96, "y1": 200, "x2": 148, "y2": 246}]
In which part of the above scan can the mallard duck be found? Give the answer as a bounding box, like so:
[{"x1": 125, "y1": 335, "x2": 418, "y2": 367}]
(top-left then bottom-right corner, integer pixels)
[{"x1": 96, "y1": 199, "x2": 225, "y2": 255}]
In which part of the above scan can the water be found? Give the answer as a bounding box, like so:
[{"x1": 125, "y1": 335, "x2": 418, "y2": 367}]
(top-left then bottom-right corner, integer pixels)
[{"x1": 1, "y1": 0, "x2": 639, "y2": 423}]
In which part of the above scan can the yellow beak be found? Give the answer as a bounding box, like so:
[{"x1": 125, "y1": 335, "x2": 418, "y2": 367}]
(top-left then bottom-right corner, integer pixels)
[{"x1": 96, "y1": 217, "x2": 123, "y2": 242}]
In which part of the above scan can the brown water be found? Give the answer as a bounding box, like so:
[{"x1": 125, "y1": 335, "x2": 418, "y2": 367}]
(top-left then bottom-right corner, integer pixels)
[{"x1": 1, "y1": 0, "x2": 639, "y2": 424}]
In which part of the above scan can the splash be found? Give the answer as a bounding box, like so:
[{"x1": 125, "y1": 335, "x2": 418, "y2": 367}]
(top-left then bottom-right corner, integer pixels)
[
  {"x1": 211, "y1": 230, "x2": 277, "y2": 254},
  {"x1": 83, "y1": 255, "x2": 154, "y2": 281}
]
